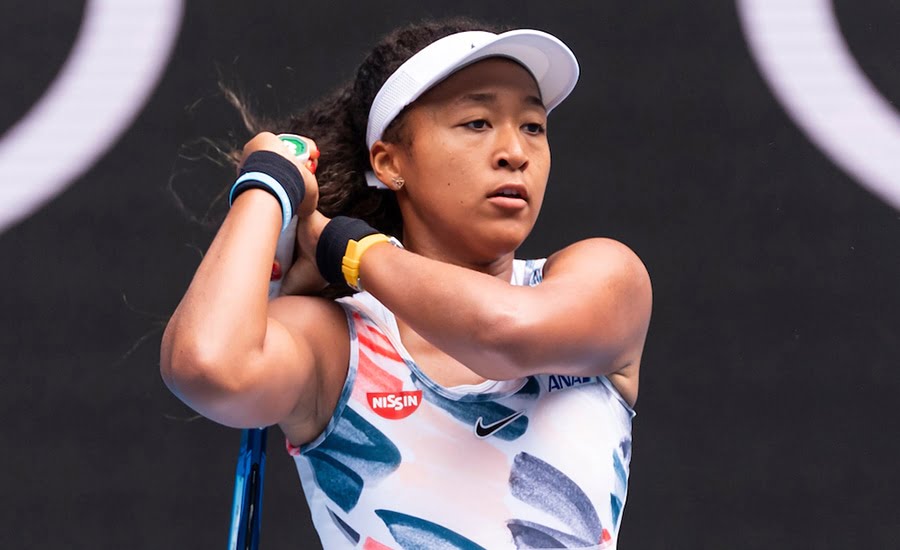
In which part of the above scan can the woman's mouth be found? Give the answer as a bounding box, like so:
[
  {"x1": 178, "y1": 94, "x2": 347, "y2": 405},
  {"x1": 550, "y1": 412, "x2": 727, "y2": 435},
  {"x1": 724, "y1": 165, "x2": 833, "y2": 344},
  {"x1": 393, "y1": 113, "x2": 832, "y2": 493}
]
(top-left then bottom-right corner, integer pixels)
[{"x1": 487, "y1": 184, "x2": 529, "y2": 208}]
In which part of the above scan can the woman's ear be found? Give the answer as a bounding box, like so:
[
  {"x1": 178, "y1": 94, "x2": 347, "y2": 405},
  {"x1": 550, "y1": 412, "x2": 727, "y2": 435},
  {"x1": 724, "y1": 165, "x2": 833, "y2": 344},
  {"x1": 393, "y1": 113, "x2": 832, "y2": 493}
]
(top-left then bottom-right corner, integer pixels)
[{"x1": 370, "y1": 140, "x2": 405, "y2": 191}]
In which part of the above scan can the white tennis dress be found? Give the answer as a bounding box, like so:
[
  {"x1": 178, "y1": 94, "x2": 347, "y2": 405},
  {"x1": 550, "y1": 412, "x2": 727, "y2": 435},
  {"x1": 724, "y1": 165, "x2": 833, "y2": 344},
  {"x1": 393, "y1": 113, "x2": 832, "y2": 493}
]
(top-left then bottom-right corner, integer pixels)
[{"x1": 288, "y1": 259, "x2": 636, "y2": 550}]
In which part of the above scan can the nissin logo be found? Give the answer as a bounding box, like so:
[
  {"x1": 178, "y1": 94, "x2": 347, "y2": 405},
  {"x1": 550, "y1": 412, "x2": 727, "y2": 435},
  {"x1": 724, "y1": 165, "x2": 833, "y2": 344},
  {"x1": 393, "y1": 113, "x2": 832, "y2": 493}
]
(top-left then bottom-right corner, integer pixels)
[
  {"x1": 547, "y1": 375, "x2": 594, "y2": 392},
  {"x1": 367, "y1": 391, "x2": 423, "y2": 420}
]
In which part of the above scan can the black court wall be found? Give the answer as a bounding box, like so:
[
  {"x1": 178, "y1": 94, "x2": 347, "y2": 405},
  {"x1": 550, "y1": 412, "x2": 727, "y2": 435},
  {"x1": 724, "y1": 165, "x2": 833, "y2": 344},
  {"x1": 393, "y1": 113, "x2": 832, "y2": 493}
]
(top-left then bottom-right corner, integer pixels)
[{"x1": 1, "y1": 1, "x2": 898, "y2": 548}]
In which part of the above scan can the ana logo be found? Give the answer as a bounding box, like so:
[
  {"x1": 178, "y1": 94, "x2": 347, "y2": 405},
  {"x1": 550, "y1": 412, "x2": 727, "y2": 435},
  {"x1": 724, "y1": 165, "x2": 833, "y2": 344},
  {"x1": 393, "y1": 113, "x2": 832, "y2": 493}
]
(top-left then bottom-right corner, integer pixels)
[
  {"x1": 367, "y1": 391, "x2": 423, "y2": 420},
  {"x1": 547, "y1": 375, "x2": 594, "y2": 392}
]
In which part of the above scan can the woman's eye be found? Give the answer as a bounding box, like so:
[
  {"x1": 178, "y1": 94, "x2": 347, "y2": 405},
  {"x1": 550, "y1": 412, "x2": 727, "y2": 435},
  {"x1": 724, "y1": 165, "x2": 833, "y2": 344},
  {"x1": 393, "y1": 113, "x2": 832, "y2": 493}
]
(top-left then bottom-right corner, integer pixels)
[
  {"x1": 465, "y1": 120, "x2": 489, "y2": 130},
  {"x1": 523, "y1": 122, "x2": 546, "y2": 134}
]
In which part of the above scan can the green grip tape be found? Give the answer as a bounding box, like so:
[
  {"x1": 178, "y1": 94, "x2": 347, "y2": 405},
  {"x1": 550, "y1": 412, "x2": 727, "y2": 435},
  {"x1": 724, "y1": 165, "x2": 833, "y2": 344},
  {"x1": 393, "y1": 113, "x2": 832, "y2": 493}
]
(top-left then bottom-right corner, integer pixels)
[{"x1": 277, "y1": 134, "x2": 310, "y2": 163}]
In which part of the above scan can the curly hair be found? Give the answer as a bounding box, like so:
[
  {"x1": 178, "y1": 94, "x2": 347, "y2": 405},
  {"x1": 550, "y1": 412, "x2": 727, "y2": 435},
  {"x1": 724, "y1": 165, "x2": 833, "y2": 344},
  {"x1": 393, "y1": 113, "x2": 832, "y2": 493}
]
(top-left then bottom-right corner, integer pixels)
[{"x1": 228, "y1": 17, "x2": 507, "y2": 238}]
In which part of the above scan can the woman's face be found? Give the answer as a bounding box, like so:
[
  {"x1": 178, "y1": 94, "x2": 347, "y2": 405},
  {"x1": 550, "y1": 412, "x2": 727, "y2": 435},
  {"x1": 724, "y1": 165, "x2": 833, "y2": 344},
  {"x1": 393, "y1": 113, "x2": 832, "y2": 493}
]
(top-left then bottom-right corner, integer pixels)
[{"x1": 392, "y1": 57, "x2": 551, "y2": 266}]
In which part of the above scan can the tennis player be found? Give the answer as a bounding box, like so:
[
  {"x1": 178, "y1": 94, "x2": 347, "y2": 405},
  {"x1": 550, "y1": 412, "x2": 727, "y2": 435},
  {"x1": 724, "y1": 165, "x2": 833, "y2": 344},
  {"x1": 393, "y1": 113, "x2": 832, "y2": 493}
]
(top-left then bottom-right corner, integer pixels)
[{"x1": 162, "y1": 18, "x2": 652, "y2": 549}]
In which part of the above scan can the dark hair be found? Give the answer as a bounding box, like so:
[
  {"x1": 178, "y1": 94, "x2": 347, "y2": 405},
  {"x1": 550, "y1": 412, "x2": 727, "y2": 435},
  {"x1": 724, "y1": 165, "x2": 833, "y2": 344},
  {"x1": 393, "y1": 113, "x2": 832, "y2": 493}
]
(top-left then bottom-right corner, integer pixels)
[{"x1": 229, "y1": 18, "x2": 506, "y2": 238}]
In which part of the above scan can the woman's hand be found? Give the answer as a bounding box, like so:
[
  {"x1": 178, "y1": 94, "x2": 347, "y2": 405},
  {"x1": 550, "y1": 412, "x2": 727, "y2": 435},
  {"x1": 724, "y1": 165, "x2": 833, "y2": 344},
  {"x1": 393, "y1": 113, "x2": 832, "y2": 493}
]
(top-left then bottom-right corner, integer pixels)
[
  {"x1": 239, "y1": 132, "x2": 320, "y2": 217},
  {"x1": 285, "y1": 136, "x2": 330, "y2": 295},
  {"x1": 238, "y1": 133, "x2": 330, "y2": 295}
]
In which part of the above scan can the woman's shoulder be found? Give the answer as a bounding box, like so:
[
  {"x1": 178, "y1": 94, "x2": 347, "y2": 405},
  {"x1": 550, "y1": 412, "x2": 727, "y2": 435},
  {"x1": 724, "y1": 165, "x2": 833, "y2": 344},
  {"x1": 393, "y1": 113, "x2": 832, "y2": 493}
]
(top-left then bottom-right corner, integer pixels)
[
  {"x1": 269, "y1": 293, "x2": 345, "y2": 320},
  {"x1": 268, "y1": 294, "x2": 350, "y2": 351},
  {"x1": 544, "y1": 237, "x2": 647, "y2": 281}
]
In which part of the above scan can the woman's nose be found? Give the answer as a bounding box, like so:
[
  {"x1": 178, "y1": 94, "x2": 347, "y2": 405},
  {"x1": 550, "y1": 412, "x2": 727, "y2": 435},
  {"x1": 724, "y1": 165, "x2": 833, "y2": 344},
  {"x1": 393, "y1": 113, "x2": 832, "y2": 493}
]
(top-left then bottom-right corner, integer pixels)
[{"x1": 493, "y1": 127, "x2": 529, "y2": 171}]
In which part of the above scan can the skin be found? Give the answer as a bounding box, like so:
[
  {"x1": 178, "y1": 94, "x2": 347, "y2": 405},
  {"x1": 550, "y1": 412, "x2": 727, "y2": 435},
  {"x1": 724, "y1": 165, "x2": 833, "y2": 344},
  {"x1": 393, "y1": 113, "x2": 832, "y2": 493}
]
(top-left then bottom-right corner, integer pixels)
[
  {"x1": 160, "y1": 58, "x2": 652, "y2": 448},
  {"x1": 375, "y1": 59, "x2": 551, "y2": 271}
]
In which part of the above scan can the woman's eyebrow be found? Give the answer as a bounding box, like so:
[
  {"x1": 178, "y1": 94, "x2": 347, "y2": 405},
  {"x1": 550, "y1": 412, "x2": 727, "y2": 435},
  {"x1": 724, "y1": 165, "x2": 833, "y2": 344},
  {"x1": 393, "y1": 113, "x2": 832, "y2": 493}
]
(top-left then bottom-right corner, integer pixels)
[
  {"x1": 455, "y1": 92, "x2": 546, "y2": 111},
  {"x1": 456, "y1": 92, "x2": 497, "y2": 105}
]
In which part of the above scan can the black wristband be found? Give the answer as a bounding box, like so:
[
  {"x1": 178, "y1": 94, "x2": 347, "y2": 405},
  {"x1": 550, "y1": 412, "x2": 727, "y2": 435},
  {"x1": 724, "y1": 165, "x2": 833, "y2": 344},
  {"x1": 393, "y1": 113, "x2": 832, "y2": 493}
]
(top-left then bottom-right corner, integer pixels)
[
  {"x1": 231, "y1": 150, "x2": 305, "y2": 215},
  {"x1": 316, "y1": 216, "x2": 379, "y2": 285}
]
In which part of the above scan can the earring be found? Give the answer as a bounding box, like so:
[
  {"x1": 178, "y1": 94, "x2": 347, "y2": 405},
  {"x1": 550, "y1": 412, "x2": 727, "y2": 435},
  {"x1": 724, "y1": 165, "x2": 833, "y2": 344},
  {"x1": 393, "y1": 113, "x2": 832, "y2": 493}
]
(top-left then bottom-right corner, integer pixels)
[{"x1": 391, "y1": 176, "x2": 405, "y2": 190}]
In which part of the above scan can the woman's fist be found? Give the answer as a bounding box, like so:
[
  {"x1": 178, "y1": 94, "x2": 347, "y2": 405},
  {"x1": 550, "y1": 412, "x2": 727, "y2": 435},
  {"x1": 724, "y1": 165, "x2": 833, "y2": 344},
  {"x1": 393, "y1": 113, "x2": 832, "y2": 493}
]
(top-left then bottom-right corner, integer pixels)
[{"x1": 239, "y1": 132, "x2": 320, "y2": 217}]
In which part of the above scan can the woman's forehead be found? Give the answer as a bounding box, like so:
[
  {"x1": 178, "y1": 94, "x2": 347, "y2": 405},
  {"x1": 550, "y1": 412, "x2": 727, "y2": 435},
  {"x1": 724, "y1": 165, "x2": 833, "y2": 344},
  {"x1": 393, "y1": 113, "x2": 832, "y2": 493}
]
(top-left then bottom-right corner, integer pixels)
[{"x1": 415, "y1": 57, "x2": 544, "y2": 108}]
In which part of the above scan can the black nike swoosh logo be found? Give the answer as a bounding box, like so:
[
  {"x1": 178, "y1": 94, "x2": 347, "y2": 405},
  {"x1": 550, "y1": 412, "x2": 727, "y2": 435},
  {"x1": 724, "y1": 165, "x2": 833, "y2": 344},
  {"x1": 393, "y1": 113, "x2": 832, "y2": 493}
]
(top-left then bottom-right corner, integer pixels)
[{"x1": 474, "y1": 410, "x2": 526, "y2": 439}]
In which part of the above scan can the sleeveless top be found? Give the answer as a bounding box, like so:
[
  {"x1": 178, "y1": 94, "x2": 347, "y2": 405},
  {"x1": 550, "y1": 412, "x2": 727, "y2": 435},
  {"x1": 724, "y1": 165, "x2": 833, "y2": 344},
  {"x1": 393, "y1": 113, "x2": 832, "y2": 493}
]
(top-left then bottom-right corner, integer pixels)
[{"x1": 287, "y1": 259, "x2": 636, "y2": 550}]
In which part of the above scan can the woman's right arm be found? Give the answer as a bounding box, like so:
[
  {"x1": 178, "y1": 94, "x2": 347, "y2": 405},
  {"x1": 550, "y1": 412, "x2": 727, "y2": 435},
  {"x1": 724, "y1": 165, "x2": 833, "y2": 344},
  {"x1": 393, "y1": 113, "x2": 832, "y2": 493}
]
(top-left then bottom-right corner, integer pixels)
[{"x1": 160, "y1": 134, "x2": 347, "y2": 436}]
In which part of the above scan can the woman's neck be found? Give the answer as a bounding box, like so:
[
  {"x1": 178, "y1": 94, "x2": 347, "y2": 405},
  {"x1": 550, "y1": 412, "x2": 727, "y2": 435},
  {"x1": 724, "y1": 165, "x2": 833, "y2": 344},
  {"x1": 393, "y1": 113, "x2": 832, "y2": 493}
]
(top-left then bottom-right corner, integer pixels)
[{"x1": 402, "y1": 230, "x2": 516, "y2": 282}]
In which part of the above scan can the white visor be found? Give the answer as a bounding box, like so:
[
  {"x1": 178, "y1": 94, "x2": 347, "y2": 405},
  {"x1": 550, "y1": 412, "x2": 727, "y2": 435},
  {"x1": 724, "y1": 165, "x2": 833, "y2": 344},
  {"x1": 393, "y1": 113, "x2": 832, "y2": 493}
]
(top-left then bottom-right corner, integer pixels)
[{"x1": 364, "y1": 29, "x2": 580, "y2": 189}]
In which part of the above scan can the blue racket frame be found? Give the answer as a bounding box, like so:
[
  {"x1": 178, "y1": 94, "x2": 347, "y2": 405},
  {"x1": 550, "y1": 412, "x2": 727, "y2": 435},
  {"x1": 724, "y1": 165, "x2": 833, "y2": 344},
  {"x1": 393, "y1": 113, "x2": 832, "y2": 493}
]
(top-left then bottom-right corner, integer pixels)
[
  {"x1": 227, "y1": 216, "x2": 294, "y2": 549},
  {"x1": 228, "y1": 427, "x2": 268, "y2": 550}
]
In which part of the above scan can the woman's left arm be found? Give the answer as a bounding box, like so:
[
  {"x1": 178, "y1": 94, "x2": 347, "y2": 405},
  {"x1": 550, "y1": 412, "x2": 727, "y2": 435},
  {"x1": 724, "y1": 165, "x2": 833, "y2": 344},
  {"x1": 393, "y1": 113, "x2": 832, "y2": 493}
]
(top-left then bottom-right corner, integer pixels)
[{"x1": 358, "y1": 236, "x2": 652, "y2": 386}]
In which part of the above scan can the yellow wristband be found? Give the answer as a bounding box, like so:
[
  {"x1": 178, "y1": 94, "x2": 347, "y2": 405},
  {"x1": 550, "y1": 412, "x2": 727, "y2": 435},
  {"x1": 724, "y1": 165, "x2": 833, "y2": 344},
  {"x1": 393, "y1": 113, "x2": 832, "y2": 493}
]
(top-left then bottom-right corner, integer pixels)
[{"x1": 342, "y1": 233, "x2": 391, "y2": 291}]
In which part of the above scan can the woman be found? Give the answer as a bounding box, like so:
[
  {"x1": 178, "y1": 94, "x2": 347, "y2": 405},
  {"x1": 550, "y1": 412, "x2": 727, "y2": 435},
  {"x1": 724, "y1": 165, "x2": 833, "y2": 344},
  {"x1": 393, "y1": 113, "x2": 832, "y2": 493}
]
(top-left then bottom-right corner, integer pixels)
[{"x1": 162, "y1": 18, "x2": 652, "y2": 550}]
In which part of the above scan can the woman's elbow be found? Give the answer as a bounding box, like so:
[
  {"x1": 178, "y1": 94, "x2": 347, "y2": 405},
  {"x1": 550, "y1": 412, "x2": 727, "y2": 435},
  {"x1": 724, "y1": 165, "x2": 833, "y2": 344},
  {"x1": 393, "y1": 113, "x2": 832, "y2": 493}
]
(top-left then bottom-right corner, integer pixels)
[{"x1": 160, "y1": 323, "x2": 249, "y2": 401}]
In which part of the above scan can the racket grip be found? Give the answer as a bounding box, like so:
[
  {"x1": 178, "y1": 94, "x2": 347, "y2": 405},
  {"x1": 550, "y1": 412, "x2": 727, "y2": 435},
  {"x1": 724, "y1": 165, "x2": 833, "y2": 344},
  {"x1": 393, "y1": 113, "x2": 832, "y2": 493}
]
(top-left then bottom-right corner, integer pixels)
[{"x1": 268, "y1": 216, "x2": 297, "y2": 299}]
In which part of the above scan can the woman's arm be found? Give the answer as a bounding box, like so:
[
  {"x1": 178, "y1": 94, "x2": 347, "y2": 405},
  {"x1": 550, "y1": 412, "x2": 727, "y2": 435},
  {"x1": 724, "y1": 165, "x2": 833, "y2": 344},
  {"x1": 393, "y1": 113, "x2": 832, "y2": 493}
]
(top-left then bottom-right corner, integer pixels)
[
  {"x1": 160, "y1": 134, "x2": 347, "y2": 436},
  {"x1": 357, "y1": 237, "x2": 652, "y2": 385}
]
